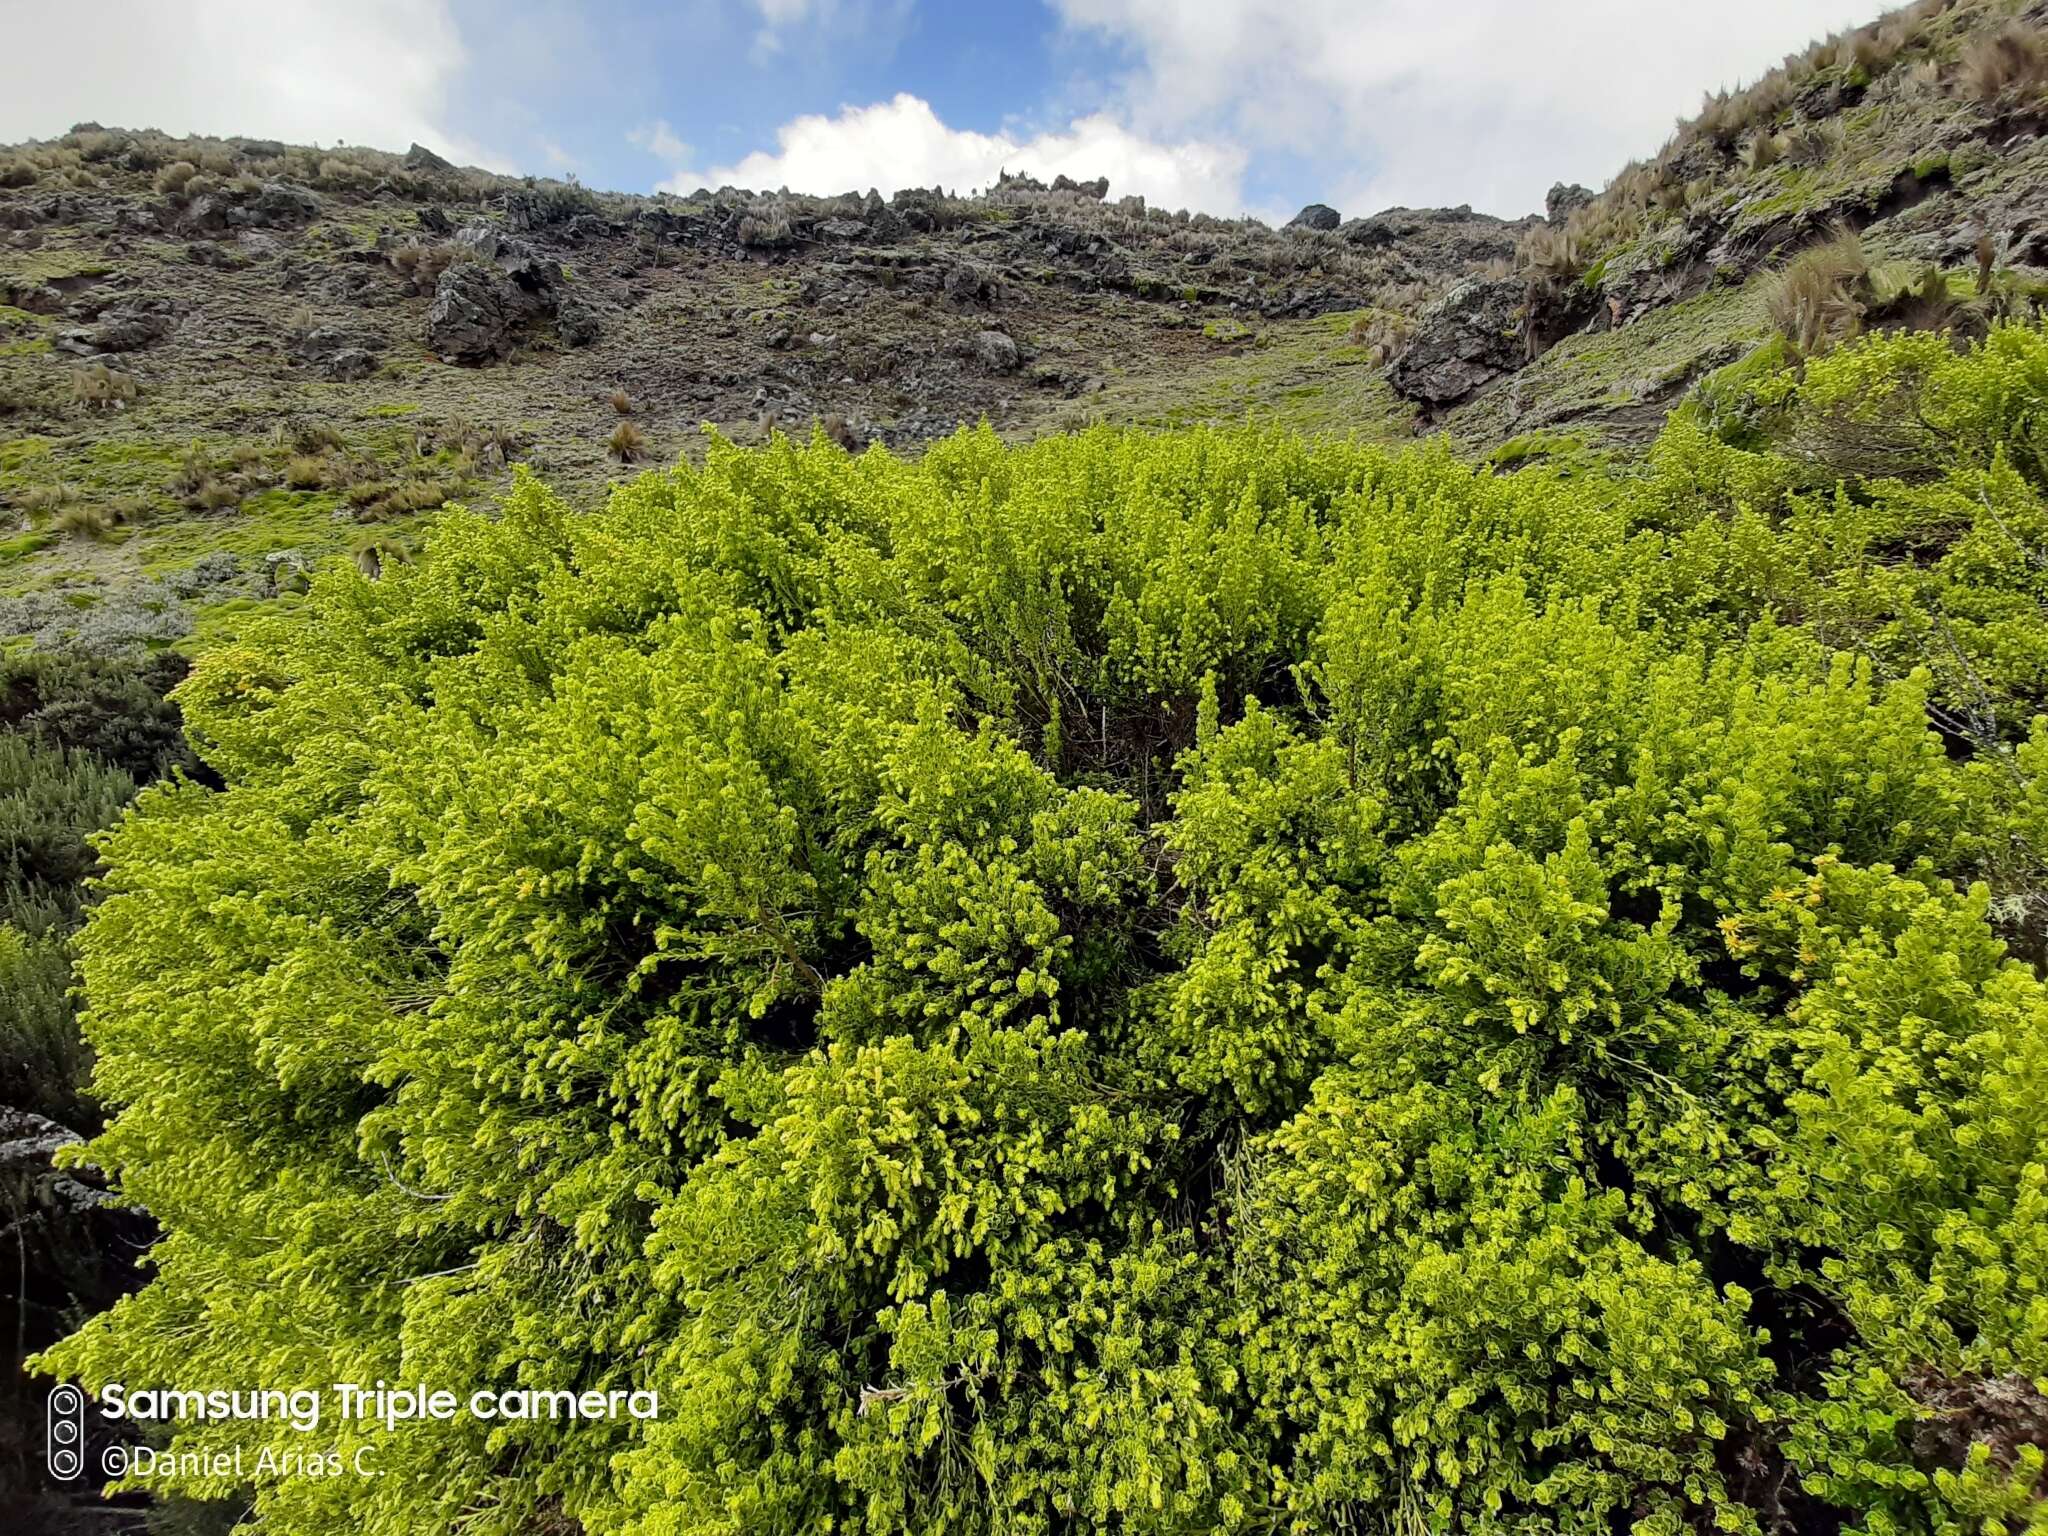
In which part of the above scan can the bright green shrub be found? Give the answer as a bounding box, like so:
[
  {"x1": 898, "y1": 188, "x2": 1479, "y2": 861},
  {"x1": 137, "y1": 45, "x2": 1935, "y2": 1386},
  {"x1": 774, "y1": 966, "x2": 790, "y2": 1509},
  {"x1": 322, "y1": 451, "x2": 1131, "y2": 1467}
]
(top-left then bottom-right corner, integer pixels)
[{"x1": 36, "y1": 324, "x2": 2048, "y2": 1536}]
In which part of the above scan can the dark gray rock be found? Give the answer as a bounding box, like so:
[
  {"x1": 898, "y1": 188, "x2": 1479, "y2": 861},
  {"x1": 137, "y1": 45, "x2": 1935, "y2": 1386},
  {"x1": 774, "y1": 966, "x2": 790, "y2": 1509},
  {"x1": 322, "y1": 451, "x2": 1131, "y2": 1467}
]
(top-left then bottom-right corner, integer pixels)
[
  {"x1": 1387, "y1": 276, "x2": 1527, "y2": 406},
  {"x1": 427, "y1": 260, "x2": 529, "y2": 363},
  {"x1": 1287, "y1": 202, "x2": 1341, "y2": 232},
  {"x1": 944, "y1": 262, "x2": 995, "y2": 304},
  {"x1": 1546, "y1": 183, "x2": 1595, "y2": 224},
  {"x1": 556, "y1": 292, "x2": 603, "y2": 347},
  {"x1": 292, "y1": 325, "x2": 380, "y2": 382},
  {"x1": 183, "y1": 193, "x2": 230, "y2": 231},
  {"x1": 229, "y1": 180, "x2": 320, "y2": 227},
  {"x1": 0, "y1": 1108, "x2": 109, "y2": 1217},
  {"x1": 405, "y1": 142, "x2": 455, "y2": 173},
  {"x1": 56, "y1": 302, "x2": 171, "y2": 354}
]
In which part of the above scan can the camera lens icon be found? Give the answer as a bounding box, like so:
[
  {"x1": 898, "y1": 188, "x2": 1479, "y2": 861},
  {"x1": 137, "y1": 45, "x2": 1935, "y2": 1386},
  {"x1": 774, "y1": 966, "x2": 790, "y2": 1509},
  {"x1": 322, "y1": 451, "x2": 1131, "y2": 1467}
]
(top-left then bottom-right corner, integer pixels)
[{"x1": 47, "y1": 1384, "x2": 86, "y2": 1482}]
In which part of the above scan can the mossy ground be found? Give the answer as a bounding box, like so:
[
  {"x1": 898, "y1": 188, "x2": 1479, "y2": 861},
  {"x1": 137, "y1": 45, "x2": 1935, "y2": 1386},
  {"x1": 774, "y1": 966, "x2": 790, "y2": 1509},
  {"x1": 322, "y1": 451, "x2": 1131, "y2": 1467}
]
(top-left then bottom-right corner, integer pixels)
[{"x1": 1047, "y1": 308, "x2": 1416, "y2": 441}]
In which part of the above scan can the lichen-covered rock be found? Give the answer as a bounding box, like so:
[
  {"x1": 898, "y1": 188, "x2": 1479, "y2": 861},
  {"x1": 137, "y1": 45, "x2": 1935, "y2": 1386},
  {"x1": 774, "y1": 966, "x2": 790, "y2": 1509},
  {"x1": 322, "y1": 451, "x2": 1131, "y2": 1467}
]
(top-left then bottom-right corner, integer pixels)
[
  {"x1": 556, "y1": 292, "x2": 603, "y2": 348},
  {"x1": 1547, "y1": 182, "x2": 1595, "y2": 223},
  {"x1": 229, "y1": 180, "x2": 320, "y2": 227},
  {"x1": 294, "y1": 323, "x2": 381, "y2": 379},
  {"x1": 427, "y1": 260, "x2": 526, "y2": 364},
  {"x1": 944, "y1": 261, "x2": 995, "y2": 304},
  {"x1": 1387, "y1": 276, "x2": 1527, "y2": 406},
  {"x1": 971, "y1": 328, "x2": 1020, "y2": 373},
  {"x1": 55, "y1": 301, "x2": 172, "y2": 355}
]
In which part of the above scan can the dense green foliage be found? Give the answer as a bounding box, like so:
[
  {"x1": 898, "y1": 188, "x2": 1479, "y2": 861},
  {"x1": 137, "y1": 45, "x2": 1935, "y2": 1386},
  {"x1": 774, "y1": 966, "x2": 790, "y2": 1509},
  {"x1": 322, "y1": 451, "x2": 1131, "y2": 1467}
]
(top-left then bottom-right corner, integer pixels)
[
  {"x1": 37, "y1": 322, "x2": 2048, "y2": 1535},
  {"x1": 0, "y1": 731, "x2": 138, "y2": 1126},
  {"x1": 0, "y1": 648, "x2": 191, "y2": 1123}
]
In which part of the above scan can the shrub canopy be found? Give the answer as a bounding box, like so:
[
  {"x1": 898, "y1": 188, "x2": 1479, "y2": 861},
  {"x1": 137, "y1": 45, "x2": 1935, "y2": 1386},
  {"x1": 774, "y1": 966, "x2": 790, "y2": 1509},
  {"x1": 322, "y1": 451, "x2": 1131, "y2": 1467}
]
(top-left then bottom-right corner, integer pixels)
[{"x1": 41, "y1": 323, "x2": 2048, "y2": 1536}]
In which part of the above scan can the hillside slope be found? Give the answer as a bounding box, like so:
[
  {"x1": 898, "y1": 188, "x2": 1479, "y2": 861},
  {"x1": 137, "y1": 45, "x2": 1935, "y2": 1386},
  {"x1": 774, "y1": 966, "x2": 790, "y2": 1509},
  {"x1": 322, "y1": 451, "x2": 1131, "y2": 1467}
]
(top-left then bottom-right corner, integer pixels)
[{"x1": 2, "y1": 0, "x2": 2046, "y2": 657}]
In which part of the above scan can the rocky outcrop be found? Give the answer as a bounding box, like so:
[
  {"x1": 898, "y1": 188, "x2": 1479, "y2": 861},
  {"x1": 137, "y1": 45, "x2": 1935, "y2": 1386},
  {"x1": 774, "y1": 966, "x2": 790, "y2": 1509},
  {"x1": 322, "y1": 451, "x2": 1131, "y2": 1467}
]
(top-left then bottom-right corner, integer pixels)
[
  {"x1": 1051, "y1": 174, "x2": 1109, "y2": 199},
  {"x1": 556, "y1": 291, "x2": 603, "y2": 347},
  {"x1": 1547, "y1": 182, "x2": 1595, "y2": 223},
  {"x1": 1387, "y1": 276, "x2": 1527, "y2": 407},
  {"x1": 294, "y1": 323, "x2": 381, "y2": 379},
  {"x1": 427, "y1": 222, "x2": 567, "y2": 363},
  {"x1": 234, "y1": 180, "x2": 320, "y2": 227},
  {"x1": 428, "y1": 261, "x2": 531, "y2": 363},
  {"x1": 1287, "y1": 202, "x2": 1341, "y2": 232},
  {"x1": 404, "y1": 141, "x2": 455, "y2": 173},
  {"x1": 1337, "y1": 204, "x2": 1529, "y2": 269},
  {"x1": 55, "y1": 299, "x2": 172, "y2": 355}
]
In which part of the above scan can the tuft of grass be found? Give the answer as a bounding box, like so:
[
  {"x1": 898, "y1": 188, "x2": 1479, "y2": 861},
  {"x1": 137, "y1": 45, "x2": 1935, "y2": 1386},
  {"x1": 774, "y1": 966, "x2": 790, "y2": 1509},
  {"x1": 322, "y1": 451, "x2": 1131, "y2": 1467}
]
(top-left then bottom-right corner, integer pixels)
[
  {"x1": 738, "y1": 205, "x2": 795, "y2": 249},
  {"x1": 153, "y1": 160, "x2": 199, "y2": 200},
  {"x1": 1738, "y1": 132, "x2": 1784, "y2": 173},
  {"x1": 285, "y1": 455, "x2": 328, "y2": 490},
  {"x1": 52, "y1": 503, "x2": 117, "y2": 539},
  {"x1": 1519, "y1": 225, "x2": 1584, "y2": 288},
  {"x1": 1767, "y1": 233, "x2": 1870, "y2": 357},
  {"x1": 70, "y1": 363, "x2": 138, "y2": 410},
  {"x1": 610, "y1": 388, "x2": 634, "y2": 415},
  {"x1": 1345, "y1": 311, "x2": 1413, "y2": 366},
  {"x1": 1961, "y1": 22, "x2": 2048, "y2": 108},
  {"x1": 21, "y1": 483, "x2": 74, "y2": 516},
  {"x1": 608, "y1": 421, "x2": 648, "y2": 462}
]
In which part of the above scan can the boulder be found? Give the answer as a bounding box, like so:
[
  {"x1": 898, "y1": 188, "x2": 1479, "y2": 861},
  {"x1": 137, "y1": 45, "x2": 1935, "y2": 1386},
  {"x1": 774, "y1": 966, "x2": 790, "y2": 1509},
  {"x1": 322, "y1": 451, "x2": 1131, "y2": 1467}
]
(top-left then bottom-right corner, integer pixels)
[
  {"x1": 228, "y1": 180, "x2": 320, "y2": 227},
  {"x1": 1287, "y1": 202, "x2": 1342, "y2": 232},
  {"x1": 427, "y1": 261, "x2": 530, "y2": 364},
  {"x1": 944, "y1": 261, "x2": 995, "y2": 304},
  {"x1": 1546, "y1": 182, "x2": 1595, "y2": 223},
  {"x1": 0, "y1": 1108, "x2": 110, "y2": 1220},
  {"x1": 556, "y1": 292, "x2": 603, "y2": 348},
  {"x1": 294, "y1": 324, "x2": 381, "y2": 379},
  {"x1": 971, "y1": 330, "x2": 1020, "y2": 373},
  {"x1": 263, "y1": 550, "x2": 312, "y2": 595},
  {"x1": 404, "y1": 142, "x2": 455, "y2": 173},
  {"x1": 56, "y1": 302, "x2": 171, "y2": 355},
  {"x1": 1387, "y1": 276, "x2": 1527, "y2": 407}
]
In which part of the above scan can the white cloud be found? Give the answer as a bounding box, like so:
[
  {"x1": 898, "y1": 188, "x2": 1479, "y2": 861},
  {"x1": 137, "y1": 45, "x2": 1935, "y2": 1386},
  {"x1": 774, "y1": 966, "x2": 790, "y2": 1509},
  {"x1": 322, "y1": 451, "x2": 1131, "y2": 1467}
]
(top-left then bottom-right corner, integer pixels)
[
  {"x1": 629, "y1": 118, "x2": 692, "y2": 166},
  {"x1": 1054, "y1": 0, "x2": 1894, "y2": 217},
  {"x1": 0, "y1": 0, "x2": 505, "y2": 170},
  {"x1": 658, "y1": 92, "x2": 1249, "y2": 213}
]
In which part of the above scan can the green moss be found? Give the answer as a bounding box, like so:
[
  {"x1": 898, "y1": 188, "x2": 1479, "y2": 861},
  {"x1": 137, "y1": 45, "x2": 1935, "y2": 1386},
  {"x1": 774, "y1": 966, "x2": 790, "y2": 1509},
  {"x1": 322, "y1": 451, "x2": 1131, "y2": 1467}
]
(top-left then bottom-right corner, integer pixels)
[
  {"x1": 0, "y1": 531, "x2": 53, "y2": 565},
  {"x1": 366, "y1": 401, "x2": 422, "y2": 418},
  {"x1": 138, "y1": 489, "x2": 358, "y2": 572},
  {"x1": 1487, "y1": 429, "x2": 1586, "y2": 468},
  {"x1": 0, "y1": 250, "x2": 114, "y2": 285},
  {"x1": 179, "y1": 590, "x2": 310, "y2": 654},
  {"x1": 0, "y1": 436, "x2": 53, "y2": 474}
]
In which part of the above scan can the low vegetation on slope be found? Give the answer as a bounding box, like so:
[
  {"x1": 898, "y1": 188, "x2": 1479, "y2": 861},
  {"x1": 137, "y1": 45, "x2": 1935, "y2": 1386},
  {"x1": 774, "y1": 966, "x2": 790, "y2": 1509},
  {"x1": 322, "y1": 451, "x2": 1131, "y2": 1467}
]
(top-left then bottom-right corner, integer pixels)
[{"x1": 33, "y1": 319, "x2": 2048, "y2": 1535}]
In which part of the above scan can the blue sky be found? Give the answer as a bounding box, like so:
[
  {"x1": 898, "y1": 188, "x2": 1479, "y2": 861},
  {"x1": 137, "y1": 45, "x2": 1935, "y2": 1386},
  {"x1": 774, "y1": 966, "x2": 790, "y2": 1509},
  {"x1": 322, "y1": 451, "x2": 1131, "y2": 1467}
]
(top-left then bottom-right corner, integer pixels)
[{"x1": 2, "y1": 0, "x2": 1896, "y2": 222}]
